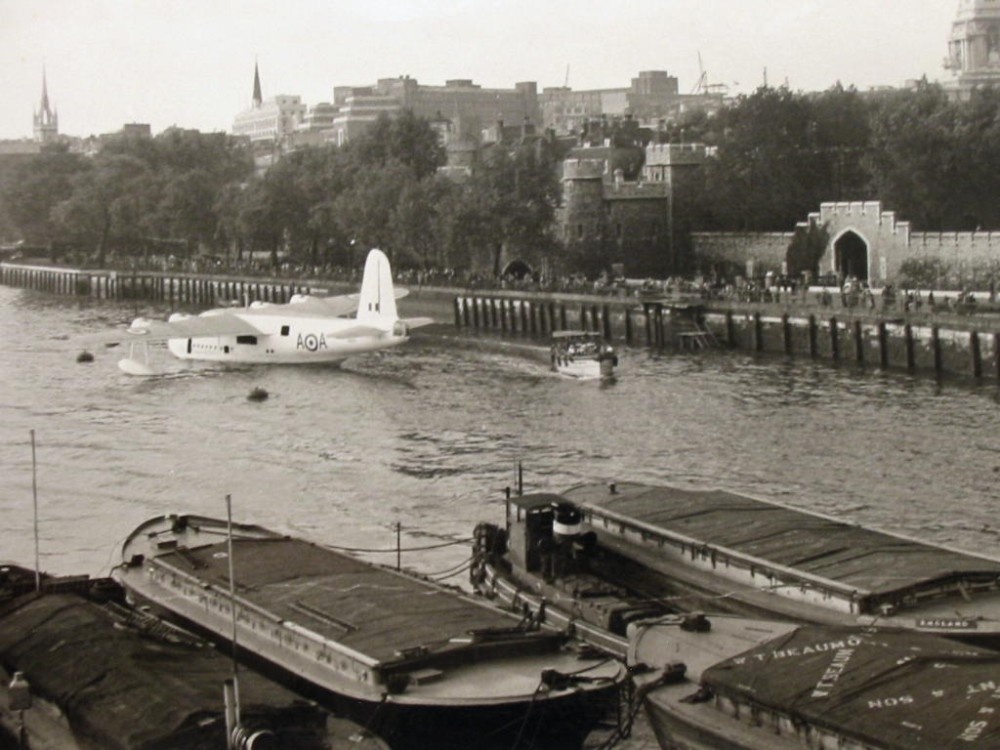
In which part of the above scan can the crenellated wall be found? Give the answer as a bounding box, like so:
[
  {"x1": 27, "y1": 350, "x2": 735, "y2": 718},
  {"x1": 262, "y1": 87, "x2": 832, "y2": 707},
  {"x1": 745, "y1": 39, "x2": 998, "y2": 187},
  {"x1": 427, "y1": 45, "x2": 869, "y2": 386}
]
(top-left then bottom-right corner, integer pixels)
[
  {"x1": 691, "y1": 232, "x2": 794, "y2": 276},
  {"x1": 693, "y1": 201, "x2": 1000, "y2": 286}
]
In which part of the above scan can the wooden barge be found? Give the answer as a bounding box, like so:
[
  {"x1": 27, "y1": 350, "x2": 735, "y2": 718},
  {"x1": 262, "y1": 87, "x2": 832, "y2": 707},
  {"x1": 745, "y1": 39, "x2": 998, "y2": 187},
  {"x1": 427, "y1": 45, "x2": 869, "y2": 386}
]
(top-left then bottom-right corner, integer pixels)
[
  {"x1": 0, "y1": 565, "x2": 385, "y2": 750},
  {"x1": 629, "y1": 619, "x2": 1000, "y2": 749},
  {"x1": 562, "y1": 481, "x2": 1000, "y2": 645},
  {"x1": 470, "y1": 494, "x2": 1000, "y2": 749},
  {"x1": 116, "y1": 514, "x2": 626, "y2": 750}
]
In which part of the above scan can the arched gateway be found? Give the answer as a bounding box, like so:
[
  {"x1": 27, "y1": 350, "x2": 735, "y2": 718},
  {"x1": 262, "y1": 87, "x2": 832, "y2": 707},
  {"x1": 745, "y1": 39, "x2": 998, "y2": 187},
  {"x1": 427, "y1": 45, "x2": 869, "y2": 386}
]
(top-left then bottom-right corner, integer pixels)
[
  {"x1": 809, "y1": 202, "x2": 911, "y2": 287},
  {"x1": 833, "y1": 230, "x2": 869, "y2": 282}
]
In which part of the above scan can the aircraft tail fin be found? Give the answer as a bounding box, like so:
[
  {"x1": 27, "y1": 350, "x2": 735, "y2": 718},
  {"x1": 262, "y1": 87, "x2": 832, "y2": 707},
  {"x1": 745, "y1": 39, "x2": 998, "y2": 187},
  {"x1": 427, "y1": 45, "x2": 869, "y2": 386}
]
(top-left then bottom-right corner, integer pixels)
[{"x1": 356, "y1": 249, "x2": 398, "y2": 324}]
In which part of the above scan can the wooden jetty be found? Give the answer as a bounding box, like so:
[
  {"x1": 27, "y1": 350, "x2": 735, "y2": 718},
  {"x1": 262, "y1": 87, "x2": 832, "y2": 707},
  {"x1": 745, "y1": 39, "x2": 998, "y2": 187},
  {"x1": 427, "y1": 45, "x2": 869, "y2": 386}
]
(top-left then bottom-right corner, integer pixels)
[{"x1": 5, "y1": 258, "x2": 1000, "y2": 379}]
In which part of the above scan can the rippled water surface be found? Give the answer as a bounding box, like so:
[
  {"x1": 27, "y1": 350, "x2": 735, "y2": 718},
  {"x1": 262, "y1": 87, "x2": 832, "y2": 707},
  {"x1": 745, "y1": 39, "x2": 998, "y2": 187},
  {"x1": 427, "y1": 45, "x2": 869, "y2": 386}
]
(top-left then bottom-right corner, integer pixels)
[{"x1": 2, "y1": 285, "x2": 998, "y2": 579}]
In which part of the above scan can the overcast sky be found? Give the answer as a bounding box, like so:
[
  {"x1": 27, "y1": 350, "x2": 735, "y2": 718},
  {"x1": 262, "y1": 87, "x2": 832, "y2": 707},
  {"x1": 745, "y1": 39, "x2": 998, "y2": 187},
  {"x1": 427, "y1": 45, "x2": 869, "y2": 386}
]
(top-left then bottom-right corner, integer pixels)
[{"x1": 1, "y1": 0, "x2": 961, "y2": 140}]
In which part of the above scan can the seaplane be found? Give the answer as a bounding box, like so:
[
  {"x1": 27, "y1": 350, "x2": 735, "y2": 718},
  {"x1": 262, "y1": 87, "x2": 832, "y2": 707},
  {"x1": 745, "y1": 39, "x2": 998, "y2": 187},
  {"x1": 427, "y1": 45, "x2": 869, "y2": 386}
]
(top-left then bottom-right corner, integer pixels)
[{"x1": 115, "y1": 249, "x2": 433, "y2": 375}]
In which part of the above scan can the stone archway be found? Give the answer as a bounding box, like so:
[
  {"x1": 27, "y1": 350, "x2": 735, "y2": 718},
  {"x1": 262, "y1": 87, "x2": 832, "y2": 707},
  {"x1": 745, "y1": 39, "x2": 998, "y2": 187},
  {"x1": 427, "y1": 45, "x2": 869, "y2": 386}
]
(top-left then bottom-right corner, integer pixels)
[
  {"x1": 834, "y1": 230, "x2": 869, "y2": 282},
  {"x1": 501, "y1": 259, "x2": 533, "y2": 280}
]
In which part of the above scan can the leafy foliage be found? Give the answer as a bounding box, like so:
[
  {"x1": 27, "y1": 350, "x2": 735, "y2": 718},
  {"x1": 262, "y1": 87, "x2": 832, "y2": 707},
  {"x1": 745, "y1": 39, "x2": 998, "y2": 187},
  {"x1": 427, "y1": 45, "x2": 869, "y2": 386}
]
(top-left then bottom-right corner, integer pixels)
[
  {"x1": 7, "y1": 84, "x2": 1000, "y2": 278},
  {"x1": 786, "y1": 221, "x2": 830, "y2": 278},
  {"x1": 897, "y1": 257, "x2": 952, "y2": 289}
]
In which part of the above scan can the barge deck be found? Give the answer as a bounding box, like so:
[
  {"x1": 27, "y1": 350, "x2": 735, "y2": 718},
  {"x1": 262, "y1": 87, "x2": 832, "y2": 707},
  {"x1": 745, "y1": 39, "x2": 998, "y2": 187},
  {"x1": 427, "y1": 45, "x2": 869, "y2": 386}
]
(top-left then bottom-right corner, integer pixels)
[
  {"x1": 562, "y1": 482, "x2": 1000, "y2": 643},
  {"x1": 117, "y1": 514, "x2": 625, "y2": 750}
]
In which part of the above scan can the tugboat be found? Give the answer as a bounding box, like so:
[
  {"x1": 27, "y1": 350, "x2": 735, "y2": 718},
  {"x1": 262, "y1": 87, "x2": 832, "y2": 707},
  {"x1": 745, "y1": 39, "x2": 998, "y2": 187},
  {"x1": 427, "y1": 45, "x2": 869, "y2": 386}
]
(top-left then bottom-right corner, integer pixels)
[
  {"x1": 471, "y1": 490, "x2": 1000, "y2": 749},
  {"x1": 549, "y1": 331, "x2": 617, "y2": 380},
  {"x1": 472, "y1": 493, "x2": 675, "y2": 657},
  {"x1": 117, "y1": 514, "x2": 627, "y2": 750},
  {"x1": 473, "y1": 482, "x2": 1000, "y2": 648}
]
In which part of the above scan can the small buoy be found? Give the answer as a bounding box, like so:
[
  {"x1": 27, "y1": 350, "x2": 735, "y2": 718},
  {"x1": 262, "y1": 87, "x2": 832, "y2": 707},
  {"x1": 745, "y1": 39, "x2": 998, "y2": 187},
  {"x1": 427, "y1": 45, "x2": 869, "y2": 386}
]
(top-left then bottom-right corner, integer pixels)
[
  {"x1": 76, "y1": 350, "x2": 95, "y2": 363},
  {"x1": 247, "y1": 387, "x2": 269, "y2": 402}
]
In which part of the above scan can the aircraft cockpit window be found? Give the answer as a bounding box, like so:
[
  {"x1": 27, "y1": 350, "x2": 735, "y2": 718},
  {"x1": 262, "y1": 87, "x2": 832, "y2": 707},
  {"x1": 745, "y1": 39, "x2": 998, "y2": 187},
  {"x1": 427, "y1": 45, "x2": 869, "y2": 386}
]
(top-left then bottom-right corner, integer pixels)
[
  {"x1": 281, "y1": 325, "x2": 290, "y2": 336},
  {"x1": 236, "y1": 335, "x2": 258, "y2": 345}
]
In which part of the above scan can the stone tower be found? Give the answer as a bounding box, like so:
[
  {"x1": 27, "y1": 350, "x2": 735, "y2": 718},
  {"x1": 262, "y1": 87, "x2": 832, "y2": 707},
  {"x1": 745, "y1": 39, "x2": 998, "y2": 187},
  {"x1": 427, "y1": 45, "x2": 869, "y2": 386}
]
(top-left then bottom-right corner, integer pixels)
[
  {"x1": 33, "y1": 69, "x2": 59, "y2": 143},
  {"x1": 560, "y1": 159, "x2": 612, "y2": 276},
  {"x1": 945, "y1": 0, "x2": 1000, "y2": 97}
]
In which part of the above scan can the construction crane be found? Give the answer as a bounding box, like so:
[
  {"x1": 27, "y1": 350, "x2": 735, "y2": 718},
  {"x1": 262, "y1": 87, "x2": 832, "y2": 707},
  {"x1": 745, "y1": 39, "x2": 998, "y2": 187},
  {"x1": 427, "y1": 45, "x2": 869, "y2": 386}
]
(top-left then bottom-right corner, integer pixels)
[{"x1": 690, "y1": 52, "x2": 730, "y2": 96}]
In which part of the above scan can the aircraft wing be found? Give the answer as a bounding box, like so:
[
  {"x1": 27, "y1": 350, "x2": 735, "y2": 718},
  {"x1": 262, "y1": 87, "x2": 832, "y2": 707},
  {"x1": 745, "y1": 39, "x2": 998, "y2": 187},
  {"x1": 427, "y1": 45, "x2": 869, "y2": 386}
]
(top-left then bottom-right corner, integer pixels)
[
  {"x1": 324, "y1": 317, "x2": 435, "y2": 340},
  {"x1": 325, "y1": 324, "x2": 389, "y2": 339},
  {"x1": 124, "y1": 313, "x2": 266, "y2": 342},
  {"x1": 346, "y1": 288, "x2": 410, "y2": 302},
  {"x1": 248, "y1": 294, "x2": 358, "y2": 318}
]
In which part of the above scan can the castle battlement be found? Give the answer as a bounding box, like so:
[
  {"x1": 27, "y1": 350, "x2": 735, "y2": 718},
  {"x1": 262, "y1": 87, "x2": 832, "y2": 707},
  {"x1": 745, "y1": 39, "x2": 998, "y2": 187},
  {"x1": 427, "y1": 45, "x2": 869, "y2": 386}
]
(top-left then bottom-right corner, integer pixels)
[
  {"x1": 818, "y1": 201, "x2": 883, "y2": 219},
  {"x1": 645, "y1": 142, "x2": 706, "y2": 166},
  {"x1": 604, "y1": 182, "x2": 667, "y2": 200},
  {"x1": 912, "y1": 231, "x2": 1000, "y2": 247},
  {"x1": 816, "y1": 201, "x2": 911, "y2": 238}
]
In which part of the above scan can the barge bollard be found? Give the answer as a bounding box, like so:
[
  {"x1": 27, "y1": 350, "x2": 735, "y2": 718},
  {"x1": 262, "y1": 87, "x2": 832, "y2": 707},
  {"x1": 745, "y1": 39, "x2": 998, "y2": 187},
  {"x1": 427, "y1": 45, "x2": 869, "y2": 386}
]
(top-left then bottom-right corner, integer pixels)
[
  {"x1": 932, "y1": 325, "x2": 942, "y2": 374},
  {"x1": 970, "y1": 330, "x2": 982, "y2": 378},
  {"x1": 904, "y1": 324, "x2": 916, "y2": 371},
  {"x1": 854, "y1": 320, "x2": 864, "y2": 364}
]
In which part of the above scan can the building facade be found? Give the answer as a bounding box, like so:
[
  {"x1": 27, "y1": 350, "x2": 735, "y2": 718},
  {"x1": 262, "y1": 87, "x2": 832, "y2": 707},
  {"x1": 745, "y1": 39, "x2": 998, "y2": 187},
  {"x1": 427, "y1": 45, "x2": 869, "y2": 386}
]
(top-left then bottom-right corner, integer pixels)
[
  {"x1": 944, "y1": 0, "x2": 1000, "y2": 97},
  {"x1": 557, "y1": 142, "x2": 707, "y2": 278},
  {"x1": 232, "y1": 64, "x2": 307, "y2": 144},
  {"x1": 540, "y1": 71, "x2": 722, "y2": 134},
  {"x1": 326, "y1": 77, "x2": 540, "y2": 145}
]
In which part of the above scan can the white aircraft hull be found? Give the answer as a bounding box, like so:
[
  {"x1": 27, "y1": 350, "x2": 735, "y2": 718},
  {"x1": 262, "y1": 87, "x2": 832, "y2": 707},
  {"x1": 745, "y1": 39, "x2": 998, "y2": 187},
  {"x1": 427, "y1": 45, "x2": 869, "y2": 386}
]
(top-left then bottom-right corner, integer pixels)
[
  {"x1": 111, "y1": 250, "x2": 432, "y2": 374},
  {"x1": 165, "y1": 325, "x2": 409, "y2": 365}
]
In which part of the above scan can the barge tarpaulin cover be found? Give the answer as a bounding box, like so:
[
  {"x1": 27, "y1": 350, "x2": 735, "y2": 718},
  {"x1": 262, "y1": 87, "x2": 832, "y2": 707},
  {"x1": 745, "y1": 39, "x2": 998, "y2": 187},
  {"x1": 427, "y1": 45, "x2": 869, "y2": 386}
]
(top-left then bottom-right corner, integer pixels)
[
  {"x1": 702, "y1": 625, "x2": 1000, "y2": 749},
  {"x1": 0, "y1": 592, "x2": 336, "y2": 750}
]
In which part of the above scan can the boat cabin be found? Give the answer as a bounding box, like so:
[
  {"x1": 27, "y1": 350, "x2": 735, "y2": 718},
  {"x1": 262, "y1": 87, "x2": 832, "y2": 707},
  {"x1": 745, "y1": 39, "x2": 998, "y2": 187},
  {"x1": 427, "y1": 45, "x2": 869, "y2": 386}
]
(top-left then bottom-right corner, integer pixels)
[
  {"x1": 549, "y1": 331, "x2": 618, "y2": 378},
  {"x1": 505, "y1": 493, "x2": 596, "y2": 580}
]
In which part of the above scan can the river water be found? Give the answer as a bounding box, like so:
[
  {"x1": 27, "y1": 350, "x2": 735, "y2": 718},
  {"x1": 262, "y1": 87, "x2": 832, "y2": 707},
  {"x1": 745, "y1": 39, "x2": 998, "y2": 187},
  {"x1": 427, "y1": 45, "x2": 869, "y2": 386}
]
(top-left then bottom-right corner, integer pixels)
[{"x1": 1, "y1": 285, "x2": 998, "y2": 583}]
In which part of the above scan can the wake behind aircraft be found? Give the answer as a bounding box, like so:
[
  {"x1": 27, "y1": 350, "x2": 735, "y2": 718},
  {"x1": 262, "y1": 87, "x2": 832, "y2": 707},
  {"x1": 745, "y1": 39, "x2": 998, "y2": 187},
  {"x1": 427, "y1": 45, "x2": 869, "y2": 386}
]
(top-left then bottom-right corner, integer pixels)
[{"x1": 116, "y1": 249, "x2": 433, "y2": 375}]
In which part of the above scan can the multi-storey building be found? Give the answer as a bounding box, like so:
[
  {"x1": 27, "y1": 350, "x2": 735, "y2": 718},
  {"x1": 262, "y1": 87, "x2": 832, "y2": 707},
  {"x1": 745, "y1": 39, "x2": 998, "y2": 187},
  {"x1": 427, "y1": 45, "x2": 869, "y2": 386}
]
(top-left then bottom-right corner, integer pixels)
[
  {"x1": 540, "y1": 71, "x2": 722, "y2": 135},
  {"x1": 326, "y1": 77, "x2": 539, "y2": 145},
  {"x1": 232, "y1": 64, "x2": 307, "y2": 144},
  {"x1": 944, "y1": 0, "x2": 1000, "y2": 97}
]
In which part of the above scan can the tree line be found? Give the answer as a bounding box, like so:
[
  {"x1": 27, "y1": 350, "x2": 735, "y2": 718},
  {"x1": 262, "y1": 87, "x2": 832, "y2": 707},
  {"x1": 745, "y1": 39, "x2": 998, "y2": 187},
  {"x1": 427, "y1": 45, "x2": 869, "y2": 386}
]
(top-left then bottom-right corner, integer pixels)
[{"x1": 3, "y1": 80, "x2": 1000, "y2": 278}]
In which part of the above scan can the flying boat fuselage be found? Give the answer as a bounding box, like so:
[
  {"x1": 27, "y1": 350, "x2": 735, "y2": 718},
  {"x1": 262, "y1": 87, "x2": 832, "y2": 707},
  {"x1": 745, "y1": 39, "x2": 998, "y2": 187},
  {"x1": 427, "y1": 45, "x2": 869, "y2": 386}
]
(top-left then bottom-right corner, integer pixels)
[{"x1": 164, "y1": 309, "x2": 407, "y2": 364}]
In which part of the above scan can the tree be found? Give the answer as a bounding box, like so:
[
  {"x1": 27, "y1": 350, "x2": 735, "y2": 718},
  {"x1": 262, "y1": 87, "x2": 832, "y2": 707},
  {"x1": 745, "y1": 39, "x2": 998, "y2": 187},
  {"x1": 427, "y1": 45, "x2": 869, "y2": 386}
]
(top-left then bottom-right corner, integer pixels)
[
  {"x1": 786, "y1": 221, "x2": 830, "y2": 279},
  {"x1": 353, "y1": 110, "x2": 445, "y2": 180},
  {"x1": 51, "y1": 154, "x2": 150, "y2": 265},
  {"x1": 1, "y1": 145, "x2": 89, "y2": 249},
  {"x1": 449, "y1": 142, "x2": 561, "y2": 277},
  {"x1": 865, "y1": 83, "x2": 960, "y2": 230}
]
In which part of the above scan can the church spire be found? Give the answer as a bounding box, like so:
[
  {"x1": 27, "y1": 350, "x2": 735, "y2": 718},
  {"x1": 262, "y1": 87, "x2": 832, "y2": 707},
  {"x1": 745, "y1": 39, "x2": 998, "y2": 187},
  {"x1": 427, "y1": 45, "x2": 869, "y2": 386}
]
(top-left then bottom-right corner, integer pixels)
[
  {"x1": 34, "y1": 67, "x2": 58, "y2": 143},
  {"x1": 40, "y1": 67, "x2": 51, "y2": 114},
  {"x1": 252, "y1": 61, "x2": 262, "y2": 108}
]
